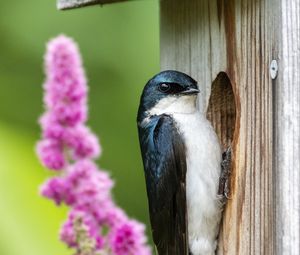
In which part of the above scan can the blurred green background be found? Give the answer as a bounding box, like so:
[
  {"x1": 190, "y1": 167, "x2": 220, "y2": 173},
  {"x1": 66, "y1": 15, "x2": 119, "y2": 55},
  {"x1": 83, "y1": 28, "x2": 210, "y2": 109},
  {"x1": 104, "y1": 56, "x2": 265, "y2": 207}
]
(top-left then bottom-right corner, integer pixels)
[{"x1": 0, "y1": 1, "x2": 159, "y2": 254}]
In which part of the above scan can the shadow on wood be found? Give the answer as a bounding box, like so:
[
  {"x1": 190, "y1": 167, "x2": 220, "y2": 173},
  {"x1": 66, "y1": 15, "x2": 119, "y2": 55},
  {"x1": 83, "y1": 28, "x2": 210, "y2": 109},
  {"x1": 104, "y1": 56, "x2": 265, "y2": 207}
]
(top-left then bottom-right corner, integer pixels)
[{"x1": 207, "y1": 72, "x2": 236, "y2": 151}]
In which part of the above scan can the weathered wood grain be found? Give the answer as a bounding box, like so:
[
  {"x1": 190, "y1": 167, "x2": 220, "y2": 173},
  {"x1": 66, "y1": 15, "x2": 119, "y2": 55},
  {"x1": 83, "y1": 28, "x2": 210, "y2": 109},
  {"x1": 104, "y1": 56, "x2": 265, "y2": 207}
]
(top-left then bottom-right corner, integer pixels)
[
  {"x1": 274, "y1": 0, "x2": 300, "y2": 254},
  {"x1": 161, "y1": 0, "x2": 276, "y2": 254},
  {"x1": 57, "y1": 0, "x2": 126, "y2": 10}
]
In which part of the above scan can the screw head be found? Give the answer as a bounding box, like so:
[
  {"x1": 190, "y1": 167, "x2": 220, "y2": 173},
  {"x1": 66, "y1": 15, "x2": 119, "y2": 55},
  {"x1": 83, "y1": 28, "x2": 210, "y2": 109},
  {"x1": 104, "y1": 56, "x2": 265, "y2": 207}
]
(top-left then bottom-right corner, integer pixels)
[{"x1": 270, "y1": 60, "x2": 278, "y2": 79}]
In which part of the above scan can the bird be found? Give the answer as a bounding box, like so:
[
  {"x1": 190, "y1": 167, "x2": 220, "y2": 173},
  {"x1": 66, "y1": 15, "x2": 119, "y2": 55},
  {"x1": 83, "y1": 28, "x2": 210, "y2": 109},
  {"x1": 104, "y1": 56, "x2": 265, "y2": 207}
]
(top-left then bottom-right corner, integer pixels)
[{"x1": 137, "y1": 70, "x2": 223, "y2": 255}]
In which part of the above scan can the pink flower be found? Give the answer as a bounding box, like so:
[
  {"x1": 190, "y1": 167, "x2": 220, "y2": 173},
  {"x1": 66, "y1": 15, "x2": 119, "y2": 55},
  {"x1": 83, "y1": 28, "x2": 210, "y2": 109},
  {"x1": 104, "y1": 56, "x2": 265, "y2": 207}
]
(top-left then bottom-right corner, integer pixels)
[
  {"x1": 60, "y1": 209, "x2": 104, "y2": 250},
  {"x1": 64, "y1": 160, "x2": 113, "y2": 207},
  {"x1": 104, "y1": 206, "x2": 128, "y2": 227},
  {"x1": 109, "y1": 220, "x2": 151, "y2": 255},
  {"x1": 43, "y1": 35, "x2": 88, "y2": 127},
  {"x1": 40, "y1": 113, "x2": 65, "y2": 140},
  {"x1": 40, "y1": 160, "x2": 113, "y2": 208},
  {"x1": 37, "y1": 35, "x2": 151, "y2": 255},
  {"x1": 40, "y1": 177, "x2": 76, "y2": 206},
  {"x1": 40, "y1": 177, "x2": 66, "y2": 205},
  {"x1": 36, "y1": 139, "x2": 65, "y2": 170},
  {"x1": 64, "y1": 125, "x2": 101, "y2": 160},
  {"x1": 37, "y1": 35, "x2": 100, "y2": 170},
  {"x1": 44, "y1": 35, "x2": 87, "y2": 110},
  {"x1": 51, "y1": 101, "x2": 87, "y2": 126}
]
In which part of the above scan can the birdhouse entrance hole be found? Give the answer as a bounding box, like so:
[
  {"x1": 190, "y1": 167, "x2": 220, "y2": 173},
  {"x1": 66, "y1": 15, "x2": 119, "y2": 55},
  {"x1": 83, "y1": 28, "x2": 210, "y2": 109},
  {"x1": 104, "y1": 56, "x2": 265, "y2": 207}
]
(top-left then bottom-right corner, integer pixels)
[{"x1": 206, "y1": 72, "x2": 237, "y2": 151}]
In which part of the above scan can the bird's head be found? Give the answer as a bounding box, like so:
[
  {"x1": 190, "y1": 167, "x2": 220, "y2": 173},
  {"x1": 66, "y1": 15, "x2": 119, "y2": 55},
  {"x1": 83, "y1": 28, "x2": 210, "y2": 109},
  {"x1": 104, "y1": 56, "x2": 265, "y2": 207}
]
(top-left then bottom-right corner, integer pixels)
[{"x1": 137, "y1": 70, "x2": 199, "y2": 122}]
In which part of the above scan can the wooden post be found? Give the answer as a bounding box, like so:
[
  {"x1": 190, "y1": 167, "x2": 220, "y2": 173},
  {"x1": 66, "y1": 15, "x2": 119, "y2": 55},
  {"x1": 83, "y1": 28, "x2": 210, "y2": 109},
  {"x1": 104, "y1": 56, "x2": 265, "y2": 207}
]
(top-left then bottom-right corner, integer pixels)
[
  {"x1": 160, "y1": 0, "x2": 276, "y2": 254},
  {"x1": 274, "y1": 0, "x2": 300, "y2": 254}
]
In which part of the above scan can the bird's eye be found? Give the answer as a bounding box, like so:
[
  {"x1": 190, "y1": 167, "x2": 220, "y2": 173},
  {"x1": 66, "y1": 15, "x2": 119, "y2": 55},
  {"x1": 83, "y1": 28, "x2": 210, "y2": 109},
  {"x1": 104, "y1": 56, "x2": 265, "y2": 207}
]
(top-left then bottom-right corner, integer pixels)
[{"x1": 158, "y1": 83, "x2": 171, "y2": 93}]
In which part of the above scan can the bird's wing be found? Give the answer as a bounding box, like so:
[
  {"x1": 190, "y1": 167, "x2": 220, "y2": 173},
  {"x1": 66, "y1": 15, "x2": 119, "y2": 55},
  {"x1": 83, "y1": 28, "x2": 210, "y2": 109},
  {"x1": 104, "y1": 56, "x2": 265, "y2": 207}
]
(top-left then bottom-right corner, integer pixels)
[{"x1": 138, "y1": 114, "x2": 188, "y2": 255}]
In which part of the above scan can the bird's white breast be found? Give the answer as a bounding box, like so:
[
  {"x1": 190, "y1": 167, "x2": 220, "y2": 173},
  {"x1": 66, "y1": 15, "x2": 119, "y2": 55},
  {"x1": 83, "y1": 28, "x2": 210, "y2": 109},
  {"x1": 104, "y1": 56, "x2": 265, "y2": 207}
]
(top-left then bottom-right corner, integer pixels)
[
  {"x1": 173, "y1": 112, "x2": 222, "y2": 255},
  {"x1": 147, "y1": 94, "x2": 223, "y2": 254}
]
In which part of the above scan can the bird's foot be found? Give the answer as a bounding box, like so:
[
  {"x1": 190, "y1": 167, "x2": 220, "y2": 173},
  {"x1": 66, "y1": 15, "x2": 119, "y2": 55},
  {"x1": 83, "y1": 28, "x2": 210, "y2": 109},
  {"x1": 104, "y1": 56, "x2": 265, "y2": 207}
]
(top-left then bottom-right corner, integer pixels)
[{"x1": 218, "y1": 146, "x2": 232, "y2": 202}]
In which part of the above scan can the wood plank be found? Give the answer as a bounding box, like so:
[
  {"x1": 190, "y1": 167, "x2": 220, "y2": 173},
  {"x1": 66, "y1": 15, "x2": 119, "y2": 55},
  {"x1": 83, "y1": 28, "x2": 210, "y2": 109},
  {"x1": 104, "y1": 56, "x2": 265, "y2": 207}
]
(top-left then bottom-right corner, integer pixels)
[
  {"x1": 274, "y1": 0, "x2": 300, "y2": 254},
  {"x1": 160, "y1": 0, "x2": 276, "y2": 254},
  {"x1": 57, "y1": 0, "x2": 127, "y2": 10}
]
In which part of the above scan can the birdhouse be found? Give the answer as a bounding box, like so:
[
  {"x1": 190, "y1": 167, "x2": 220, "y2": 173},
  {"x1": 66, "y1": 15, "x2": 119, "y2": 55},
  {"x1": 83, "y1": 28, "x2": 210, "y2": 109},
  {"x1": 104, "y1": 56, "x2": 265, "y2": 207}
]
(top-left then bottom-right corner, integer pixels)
[{"x1": 57, "y1": 0, "x2": 300, "y2": 254}]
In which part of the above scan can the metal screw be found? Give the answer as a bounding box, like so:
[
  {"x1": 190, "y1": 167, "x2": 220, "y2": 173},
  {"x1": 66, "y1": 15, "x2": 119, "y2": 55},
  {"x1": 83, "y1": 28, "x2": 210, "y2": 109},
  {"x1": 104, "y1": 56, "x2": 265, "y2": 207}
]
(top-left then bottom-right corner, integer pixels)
[{"x1": 270, "y1": 60, "x2": 278, "y2": 79}]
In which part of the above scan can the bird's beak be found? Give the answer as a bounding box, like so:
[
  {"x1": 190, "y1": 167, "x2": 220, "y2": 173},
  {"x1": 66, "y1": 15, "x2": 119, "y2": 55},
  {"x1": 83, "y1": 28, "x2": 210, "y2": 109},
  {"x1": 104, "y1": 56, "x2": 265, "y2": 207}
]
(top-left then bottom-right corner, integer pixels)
[{"x1": 181, "y1": 88, "x2": 200, "y2": 95}]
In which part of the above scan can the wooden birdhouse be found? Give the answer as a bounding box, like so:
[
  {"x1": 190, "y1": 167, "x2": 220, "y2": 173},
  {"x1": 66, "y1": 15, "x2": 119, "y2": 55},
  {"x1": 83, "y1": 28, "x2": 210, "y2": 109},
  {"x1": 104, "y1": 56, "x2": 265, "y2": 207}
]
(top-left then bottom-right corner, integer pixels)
[{"x1": 57, "y1": 0, "x2": 300, "y2": 254}]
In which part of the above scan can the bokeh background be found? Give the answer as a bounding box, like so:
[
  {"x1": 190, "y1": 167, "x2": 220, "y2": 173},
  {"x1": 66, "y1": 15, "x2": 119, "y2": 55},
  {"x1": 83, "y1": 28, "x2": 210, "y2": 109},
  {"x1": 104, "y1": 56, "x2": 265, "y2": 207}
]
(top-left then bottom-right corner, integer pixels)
[{"x1": 0, "y1": 1, "x2": 159, "y2": 254}]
